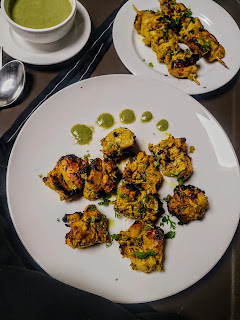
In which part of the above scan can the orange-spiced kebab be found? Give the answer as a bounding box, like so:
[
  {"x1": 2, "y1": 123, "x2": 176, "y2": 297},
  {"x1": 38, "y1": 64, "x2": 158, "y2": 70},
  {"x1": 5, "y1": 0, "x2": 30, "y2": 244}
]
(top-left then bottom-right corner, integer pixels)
[
  {"x1": 158, "y1": 0, "x2": 228, "y2": 68},
  {"x1": 133, "y1": 7, "x2": 200, "y2": 84}
]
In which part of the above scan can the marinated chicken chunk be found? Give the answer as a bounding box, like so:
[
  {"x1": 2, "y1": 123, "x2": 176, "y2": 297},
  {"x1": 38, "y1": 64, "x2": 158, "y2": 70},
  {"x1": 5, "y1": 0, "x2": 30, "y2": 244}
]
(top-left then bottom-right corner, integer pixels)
[
  {"x1": 100, "y1": 127, "x2": 136, "y2": 160},
  {"x1": 167, "y1": 185, "x2": 209, "y2": 224},
  {"x1": 117, "y1": 220, "x2": 164, "y2": 273},
  {"x1": 83, "y1": 157, "x2": 119, "y2": 200},
  {"x1": 122, "y1": 151, "x2": 162, "y2": 193},
  {"x1": 149, "y1": 135, "x2": 193, "y2": 182},
  {"x1": 63, "y1": 205, "x2": 110, "y2": 249},
  {"x1": 114, "y1": 183, "x2": 160, "y2": 222},
  {"x1": 43, "y1": 154, "x2": 89, "y2": 201}
]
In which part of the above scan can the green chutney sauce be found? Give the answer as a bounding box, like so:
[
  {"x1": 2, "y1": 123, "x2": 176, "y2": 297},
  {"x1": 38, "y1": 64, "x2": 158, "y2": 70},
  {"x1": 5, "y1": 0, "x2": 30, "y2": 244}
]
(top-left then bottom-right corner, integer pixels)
[
  {"x1": 9, "y1": 0, "x2": 72, "y2": 29},
  {"x1": 70, "y1": 124, "x2": 93, "y2": 145},
  {"x1": 119, "y1": 109, "x2": 136, "y2": 124},
  {"x1": 157, "y1": 119, "x2": 169, "y2": 131},
  {"x1": 141, "y1": 111, "x2": 153, "y2": 123},
  {"x1": 97, "y1": 113, "x2": 114, "y2": 129}
]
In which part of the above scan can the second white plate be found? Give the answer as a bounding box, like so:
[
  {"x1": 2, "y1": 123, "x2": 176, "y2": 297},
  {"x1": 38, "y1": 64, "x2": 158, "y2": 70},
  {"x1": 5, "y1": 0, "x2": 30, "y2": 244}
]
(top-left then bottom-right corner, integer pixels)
[{"x1": 113, "y1": 0, "x2": 240, "y2": 95}]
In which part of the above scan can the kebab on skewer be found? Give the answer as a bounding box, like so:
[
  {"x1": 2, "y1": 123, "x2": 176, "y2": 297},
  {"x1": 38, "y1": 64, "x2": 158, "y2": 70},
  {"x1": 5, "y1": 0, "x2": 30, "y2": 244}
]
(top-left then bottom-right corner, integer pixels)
[
  {"x1": 158, "y1": 0, "x2": 228, "y2": 68},
  {"x1": 133, "y1": 7, "x2": 200, "y2": 83}
]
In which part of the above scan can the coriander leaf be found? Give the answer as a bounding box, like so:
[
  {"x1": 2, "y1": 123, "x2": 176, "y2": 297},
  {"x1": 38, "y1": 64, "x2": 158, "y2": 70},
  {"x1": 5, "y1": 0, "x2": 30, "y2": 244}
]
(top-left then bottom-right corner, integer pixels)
[
  {"x1": 115, "y1": 208, "x2": 120, "y2": 219},
  {"x1": 84, "y1": 153, "x2": 90, "y2": 159},
  {"x1": 98, "y1": 193, "x2": 112, "y2": 206},
  {"x1": 38, "y1": 174, "x2": 43, "y2": 178},
  {"x1": 134, "y1": 249, "x2": 157, "y2": 259},
  {"x1": 163, "y1": 196, "x2": 171, "y2": 202},
  {"x1": 143, "y1": 224, "x2": 154, "y2": 231},
  {"x1": 149, "y1": 62, "x2": 154, "y2": 67},
  {"x1": 112, "y1": 234, "x2": 122, "y2": 241},
  {"x1": 106, "y1": 242, "x2": 112, "y2": 248},
  {"x1": 165, "y1": 231, "x2": 176, "y2": 239},
  {"x1": 185, "y1": 8, "x2": 192, "y2": 18}
]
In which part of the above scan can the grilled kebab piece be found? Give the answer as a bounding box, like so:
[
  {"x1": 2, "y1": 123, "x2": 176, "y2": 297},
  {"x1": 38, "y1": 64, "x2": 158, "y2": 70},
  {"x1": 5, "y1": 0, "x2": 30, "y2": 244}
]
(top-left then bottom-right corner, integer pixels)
[
  {"x1": 122, "y1": 151, "x2": 162, "y2": 194},
  {"x1": 83, "y1": 157, "x2": 119, "y2": 200},
  {"x1": 167, "y1": 185, "x2": 209, "y2": 224},
  {"x1": 149, "y1": 135, "x2": 193, "y2": 182},
  {"x1": 43, "y1": 154, "x2": 89, "y2": 201},
  {"x1": 116, "y1": 220, "x2": 164, "y2": 273},
  {"x1": 114, "y1": 183, "x2": 161, "y2": 222},
  {"x1": 100, "y1": 127, "x2": 136, "y2": 161},
  {"x1": 63, "y1": 205, "x2": 110, "y2": 249}
]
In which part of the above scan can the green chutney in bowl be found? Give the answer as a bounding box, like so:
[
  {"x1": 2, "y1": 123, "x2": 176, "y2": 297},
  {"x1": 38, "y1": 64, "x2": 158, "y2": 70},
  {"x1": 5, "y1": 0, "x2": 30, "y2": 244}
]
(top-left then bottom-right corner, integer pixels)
[
  {"x1": 2, "y1": 0, "x2": 76, "y2": 43},
  {"x1": 9, "y1": 0, "x2": 72, "y2": 29}
]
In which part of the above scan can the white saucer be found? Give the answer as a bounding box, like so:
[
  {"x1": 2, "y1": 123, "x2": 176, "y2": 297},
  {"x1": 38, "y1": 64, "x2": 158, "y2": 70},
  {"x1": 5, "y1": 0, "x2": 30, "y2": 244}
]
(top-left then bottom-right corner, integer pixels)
[{"x1": 0, "y1": 2, "x2": 91, "y2": 65}]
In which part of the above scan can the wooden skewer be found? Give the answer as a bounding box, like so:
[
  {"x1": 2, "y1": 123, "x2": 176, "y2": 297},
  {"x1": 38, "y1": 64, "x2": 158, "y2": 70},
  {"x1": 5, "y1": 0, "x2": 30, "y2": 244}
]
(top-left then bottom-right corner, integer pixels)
[
  {"x1": 216, "y1": 57, "x2": 229, "y2": 69},
  {"x1": 193, "y1": 77, "x2": 200, "y2": 85},
  {"x1": 132, "y1": 5, "x2": 140, "y2": 14}
]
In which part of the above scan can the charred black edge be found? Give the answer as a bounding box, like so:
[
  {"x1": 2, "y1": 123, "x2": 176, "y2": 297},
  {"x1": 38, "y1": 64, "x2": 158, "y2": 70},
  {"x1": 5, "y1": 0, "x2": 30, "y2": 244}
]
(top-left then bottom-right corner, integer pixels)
[
  {"x1": 171, "y1": 54, "x2": 199, "y2": 69},
  {"x1": 173, "y1": 184, "x2": 206, "y2": 194},
  {"x1": 59, "y1": 154, "x2": 79, "y2": 162},
  {"x1": 62, "y1": 212, "x2": 82, "y2": 223}
]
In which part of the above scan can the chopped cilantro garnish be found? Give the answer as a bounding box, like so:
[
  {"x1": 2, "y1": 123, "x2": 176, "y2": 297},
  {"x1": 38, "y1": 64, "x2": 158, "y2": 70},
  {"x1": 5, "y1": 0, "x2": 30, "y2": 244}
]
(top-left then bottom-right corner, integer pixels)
[
  {"x1": 177, "y1": 176, "x2": 184, "y2": 186},
  {"x1": 115, "y1": 208, "x2": 120, "y2": 219},
  {"x1": 163, "y1": 196, "x2": 171, "y2": 202},
  {"x1": 185, "y1": 8, "x2": 192, "y2": 18},
  {"x1": 160, "y1": 214, "x2": 176, "y2": 230},
  {"x1": 117, "y1": 191, "x2": 125, "y2": 199},
  {"x1": 134, "y1": 249, "x2": 157, "y2": 259},
  {"x1": 143, "y1": 224, "x2": 154, "y2": 231},
  {"x1": 149, "y1": 62, "x2": 154, "y2": 67},
  {"x1": 98, "y1": 193, "x2": 112, "y2": 206},
  {"x1": 38, "y1": 174, "x2": 43, "y2": 178},
  {"x1": 106, "y1": 242, "x2": 112, "y2": 248},
  {"x1": 84, "y1": 153, "x2": 90, "y2": 159},
  {"x1": 165, "y1": 231, "x2": 176, "y2": 239},
  {"x1": 86, "y1": 205, "x2": 97, "y2": 211},
  {"x1": 112, "y1": 234, "x2": 122, "y2": 241}
]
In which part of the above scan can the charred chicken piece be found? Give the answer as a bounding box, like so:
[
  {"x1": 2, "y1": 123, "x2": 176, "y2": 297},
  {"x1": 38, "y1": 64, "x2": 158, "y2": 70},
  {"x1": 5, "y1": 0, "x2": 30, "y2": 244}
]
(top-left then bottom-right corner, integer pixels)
[
  {"x1": 43, "y1": 154, "x2": 89, "y2": 201},
  {"x1": 83, "y1": 157, "x2": 119, "y2": 201},
  {"x1": 114, "y1": 183, "x2": 160, "y2": 222},
  {"x1": 149, "y1": 135, "x2": 193, "y2": 182},
  {"x1": 167, "y1": 185, "x2": 209, "y2": 224},
  {"x1": 122, "y1": 151, "x2": 162, "y2": 194},
  {"x1": 117, "y1": 220, "x2": 164, "y2": 273},
  {"x1": 63, "y1": 205, "x2": 110, "y2": 249},
  {"x1": 100, "y1": 127, "x2": 136, "y2": 160}
]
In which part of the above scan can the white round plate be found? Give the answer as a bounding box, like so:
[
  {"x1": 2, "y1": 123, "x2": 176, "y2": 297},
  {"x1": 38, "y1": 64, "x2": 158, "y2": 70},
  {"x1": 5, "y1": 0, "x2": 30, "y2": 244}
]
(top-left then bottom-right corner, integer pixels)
[
  {"x1": 0, "y1": 2, "x2": 91, "y2": 65},
  {"x1": 113, "y1": 0, "x2": 240, "y2": 95},
  {"x1": 7, "y1": 75, "x2": 240, "y2": 303}
]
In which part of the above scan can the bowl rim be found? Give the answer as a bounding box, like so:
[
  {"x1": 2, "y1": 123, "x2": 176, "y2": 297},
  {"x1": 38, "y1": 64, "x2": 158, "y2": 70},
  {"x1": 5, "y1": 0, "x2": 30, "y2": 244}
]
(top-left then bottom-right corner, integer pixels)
[{"x1": 2, "y1": 0, "x2": 77, "y2": 32}]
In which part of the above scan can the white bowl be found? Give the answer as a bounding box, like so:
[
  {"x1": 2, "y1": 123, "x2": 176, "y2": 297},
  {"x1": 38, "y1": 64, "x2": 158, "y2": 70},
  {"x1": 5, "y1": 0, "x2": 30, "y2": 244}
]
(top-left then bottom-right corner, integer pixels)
[{"x1": 2, "y1": 0, "x2": 76, "y2": 44}]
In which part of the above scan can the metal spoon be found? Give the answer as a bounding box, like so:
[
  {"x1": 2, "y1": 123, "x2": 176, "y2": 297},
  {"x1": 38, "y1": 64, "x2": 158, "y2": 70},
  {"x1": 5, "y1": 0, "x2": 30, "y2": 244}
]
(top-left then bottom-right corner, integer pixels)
[{"x1": 0, "y1": 46, "x2": 25, "y2": 107}]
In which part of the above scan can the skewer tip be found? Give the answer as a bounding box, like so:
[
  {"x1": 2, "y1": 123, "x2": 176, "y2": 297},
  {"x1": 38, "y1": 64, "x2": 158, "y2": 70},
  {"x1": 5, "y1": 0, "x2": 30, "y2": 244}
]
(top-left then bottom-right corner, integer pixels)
[
  {"x1": 216, "y1": 57, "x2": 229, "y2": 69},
  {"x1": 192, "y1": 77, "x2": 200, "y2": 85},
  {"x1": 132, "y1": 5, "x2": 140, "y2": 14}
]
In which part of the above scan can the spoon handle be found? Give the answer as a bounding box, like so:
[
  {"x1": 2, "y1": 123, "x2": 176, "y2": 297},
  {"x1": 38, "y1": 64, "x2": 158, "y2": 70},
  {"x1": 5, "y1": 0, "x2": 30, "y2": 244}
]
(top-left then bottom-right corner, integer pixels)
[{"x1": 0, "y1": 46, "x2": 2, "y2": 70}]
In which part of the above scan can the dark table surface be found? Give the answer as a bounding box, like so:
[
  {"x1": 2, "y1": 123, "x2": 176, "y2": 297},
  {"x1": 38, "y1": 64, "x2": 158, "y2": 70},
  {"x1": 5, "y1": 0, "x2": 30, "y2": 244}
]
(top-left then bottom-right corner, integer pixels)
[{"x1": 0, "y1": 1, "x2": 239, "y2": 319}]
